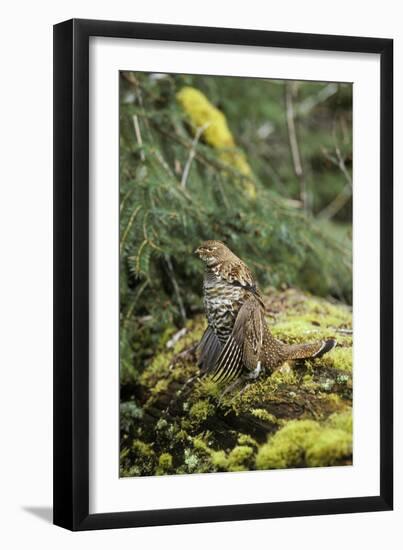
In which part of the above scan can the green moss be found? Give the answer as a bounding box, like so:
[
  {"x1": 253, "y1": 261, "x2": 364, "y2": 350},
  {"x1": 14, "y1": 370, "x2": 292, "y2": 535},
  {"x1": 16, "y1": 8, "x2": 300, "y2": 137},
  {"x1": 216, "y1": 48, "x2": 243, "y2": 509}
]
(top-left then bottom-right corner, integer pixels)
[
  {"x1": 121, "y1": 439, "x2": 157, "y2": 476},
  {"x1": 157, "y1": 452, "x2": 173, "y2": 474},
  {"x1": 306, "y1": 428, "x2": 352, "y2": 467},
  {"x1": 256, "y1": 420, "x2": 320, "y2": 469},
  {"x1": 194, "y1": 378, "x2": 220, "y2": 400},
  {"x1": 132, "y1": 439, "x2": 154, "y2": 457},
  {"x1": 211, "y1": 450, "x2": 228, "y2": 470},
  {"x1": 301, "y1": 373, "x2": 318, "y2": 392},
  {"x1": 271, "y1": 318, "x2": 319, "y2": 343},
  {"x1": 321, "y1": 347, "x2": 353, "y2": 373},
  {"x1": 151, "y1": 378, "x2": 170, "y2": 396},
  {"x1": 192, "y1": 436, "x2": 212, "y2": 454},
  {"x1": 121, "y1": 289, "x2": 353, "y2": 477},
  {"x1": 327, "y1": 409, "x2": 353, "y2": 433},
  {"x1": 227, "y1": 445, "x2": 255, "y2": 471},
  {"x1": 174, "y1": 429, "x2": 191, "y2": 444},
  {"x1": 269, "y1": 293, "x2": 352, "y2": 349},
  {"x1": 270, "y1": 365, "x2": 297, "y2": 386},
  {"x1": 251, "y1": 409, "x2": 279, "y2": 424},
  {"x1": 238, "y1": 434, "x2": 258, "y2": 448},
  {"x1": 255, "y1": 410, "x2": 352, "y2": 470},
  {"x1": 189, "y1": 399, "x2": 214, "y2": 423},
  {"x1": 324, "y1": 393, "x2": 343, "y2": 409},
  {"x1": 140, "y1": 354, "x2": 171, "y2": 389}
]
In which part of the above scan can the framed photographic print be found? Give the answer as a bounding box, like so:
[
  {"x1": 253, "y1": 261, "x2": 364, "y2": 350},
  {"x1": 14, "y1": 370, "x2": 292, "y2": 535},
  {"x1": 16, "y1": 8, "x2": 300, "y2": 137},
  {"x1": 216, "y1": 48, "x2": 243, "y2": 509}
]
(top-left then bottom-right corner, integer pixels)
[{"x1": 53, "y1": 19, "x2": 393, "y2": 530}]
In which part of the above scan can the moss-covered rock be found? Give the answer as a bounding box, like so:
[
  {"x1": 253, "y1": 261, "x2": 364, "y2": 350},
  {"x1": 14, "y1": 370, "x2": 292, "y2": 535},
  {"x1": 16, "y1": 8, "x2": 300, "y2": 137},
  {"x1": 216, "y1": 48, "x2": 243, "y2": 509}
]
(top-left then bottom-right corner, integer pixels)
[{"x1": 120, "y1": 289, "x2": 353, "y2": 477}]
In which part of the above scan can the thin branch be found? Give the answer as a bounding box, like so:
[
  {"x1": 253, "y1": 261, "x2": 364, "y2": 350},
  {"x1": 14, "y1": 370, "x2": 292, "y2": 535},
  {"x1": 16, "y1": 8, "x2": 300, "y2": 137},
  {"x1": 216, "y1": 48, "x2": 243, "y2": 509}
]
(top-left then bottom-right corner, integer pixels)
[
  {"x1": 123, "y1": 280, "x2": 149, "y2": 325},
  {"x1": 285, "y1": 82, "x2": 307, "y2": 211},
  {"x1": 165, "y1": 255, "x2": 187, "y2": 324},
  {"x1": 144, "y1": 115, "x2": 255, "y2": 185},
  {"x1": 336, "y1": 328, "x2": 353, "y2": 335},
  {"x1": 181, "y1": 123, "x2": 210, "y2": 188},
  {"x1": 151, "y1": 148, "x2": 175, "y2": 177},
  {"x1": 120, "y1": 205, "x2": 142, "y2": 255},
  {"x1": 318, "y1": 185, "x2": 352, "y2": 220},
  {"x1": 166, "y1": 328, "x2": 188, "y2": 349},
  {"x1": 122, "y1": 71, "x2": 153, "y2": 140},
  {"x1": 319, "y1": 144, "x2": 352, "y2": 220},
  {"x1": 298, "y1": 83, "x2": 338, "y2": 116},
  {"x1": 322, "y1": 146, "x2": 352, "y2": 187},
  {"x1": 132, "y1": 115, "x2": 145, "y2": 161}
]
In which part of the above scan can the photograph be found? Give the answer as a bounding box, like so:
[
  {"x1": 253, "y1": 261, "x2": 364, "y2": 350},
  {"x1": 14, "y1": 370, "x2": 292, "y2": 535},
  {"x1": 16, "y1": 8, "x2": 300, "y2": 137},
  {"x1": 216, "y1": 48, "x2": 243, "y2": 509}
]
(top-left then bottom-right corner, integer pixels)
[{"x1": 119, "y1": 71, "x2": 353, "y2": 478}]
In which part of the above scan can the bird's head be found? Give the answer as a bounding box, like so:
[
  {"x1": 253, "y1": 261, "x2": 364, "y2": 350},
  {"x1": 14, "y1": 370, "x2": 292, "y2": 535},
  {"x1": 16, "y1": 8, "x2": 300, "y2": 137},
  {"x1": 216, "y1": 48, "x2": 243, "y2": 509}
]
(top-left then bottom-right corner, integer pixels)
[{"x1": 194, "y1": 240, "x2": 232, "y2": 266}]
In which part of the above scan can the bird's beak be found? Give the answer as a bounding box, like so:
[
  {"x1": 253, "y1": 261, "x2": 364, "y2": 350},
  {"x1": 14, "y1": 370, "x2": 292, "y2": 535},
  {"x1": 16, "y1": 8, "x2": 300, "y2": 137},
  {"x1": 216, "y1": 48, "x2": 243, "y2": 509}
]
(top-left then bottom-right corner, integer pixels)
[{"x1": 194, "y1": 247, "x2": 201, "y2": 255}]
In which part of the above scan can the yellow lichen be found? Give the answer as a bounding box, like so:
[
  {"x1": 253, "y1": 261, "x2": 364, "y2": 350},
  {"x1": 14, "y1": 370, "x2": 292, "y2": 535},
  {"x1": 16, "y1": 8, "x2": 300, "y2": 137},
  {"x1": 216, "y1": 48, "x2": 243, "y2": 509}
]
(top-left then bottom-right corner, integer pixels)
[{"x1": 176, "y1": 86, "x2": 256, "y2": 198}]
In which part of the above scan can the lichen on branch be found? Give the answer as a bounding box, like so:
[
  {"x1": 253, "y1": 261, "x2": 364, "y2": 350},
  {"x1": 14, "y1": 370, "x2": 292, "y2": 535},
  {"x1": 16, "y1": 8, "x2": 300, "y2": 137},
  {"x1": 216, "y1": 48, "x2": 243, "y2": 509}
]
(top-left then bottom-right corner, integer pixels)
[{"x1": 176, "y1": 86, "x2": 256, "y2": 198}]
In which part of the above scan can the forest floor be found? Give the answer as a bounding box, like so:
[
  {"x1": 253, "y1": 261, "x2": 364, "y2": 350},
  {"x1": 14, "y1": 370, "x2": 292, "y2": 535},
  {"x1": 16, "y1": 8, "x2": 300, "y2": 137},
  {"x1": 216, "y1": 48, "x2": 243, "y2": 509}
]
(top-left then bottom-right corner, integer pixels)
[{"x1": 120, "y1": 288, "x2": 353, "y2": 477}]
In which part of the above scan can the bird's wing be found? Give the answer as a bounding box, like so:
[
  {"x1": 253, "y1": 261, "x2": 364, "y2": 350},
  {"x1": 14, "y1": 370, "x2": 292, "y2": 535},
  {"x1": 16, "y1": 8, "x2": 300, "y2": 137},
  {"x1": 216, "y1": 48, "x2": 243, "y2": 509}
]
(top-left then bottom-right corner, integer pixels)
[
  {"x1": 219, "y1": 260, "x2": 266, "y2": 308},
  {"x1": 210, "y1": 296, "x2": 265, "y2": 384},
  {"x1": 219, "y1": 259, "x2": 255, "y2": 287},
  {"x1": 197, "y1": 326, "x2": 222, "y2": 374}
]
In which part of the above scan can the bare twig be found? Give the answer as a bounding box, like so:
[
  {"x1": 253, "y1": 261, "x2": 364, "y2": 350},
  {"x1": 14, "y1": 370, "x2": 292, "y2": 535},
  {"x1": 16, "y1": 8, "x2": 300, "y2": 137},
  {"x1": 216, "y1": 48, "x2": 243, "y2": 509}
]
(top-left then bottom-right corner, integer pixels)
[
  {"x1": 319, "y1": 144, "x2": 352, "y2": 220},
  {"x1": 318, "y1": 186, "x2": 352, "y2": 220},
  {"x1": 181, "y1": 123, "x2": 210, "y2": 188},
  {"x1": 298, "y1": 83, "x2": 338, "y2": 116},
  {"x1": 123, "y1": 280, "x2": 149, "y2": 324},
  {"x1": 322, "y1": 146, "x2": 352, "y2": 187},
  {"x1": 132, "y1": 115, "x2": 145, "y2": 161},
  {"x1": 151, "y1": 148, "x2": 175, "y2": 177},
  {"x1": 144, "y1": 115, "x2": 255, "y2": 185},
  {"x1": 336, "y1": 328, "x2": 353, "y2": 335},
  {"x1": 285, "y1": 82, "x2": 307, "y2": 211},
  {"x1": 122, "y1": 71, "x2": 153, "y2": 140},
  {"x1": 166, "y1": 328, "x2": 188, "y2": 349}
]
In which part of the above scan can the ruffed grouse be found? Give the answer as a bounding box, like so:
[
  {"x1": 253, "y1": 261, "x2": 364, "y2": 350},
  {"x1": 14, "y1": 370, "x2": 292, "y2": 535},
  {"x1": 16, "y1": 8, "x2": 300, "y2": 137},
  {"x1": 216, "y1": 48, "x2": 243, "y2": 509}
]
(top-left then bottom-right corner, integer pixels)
[{"x1": 195, "y1": 240, "x2": 336, "y2": 393}]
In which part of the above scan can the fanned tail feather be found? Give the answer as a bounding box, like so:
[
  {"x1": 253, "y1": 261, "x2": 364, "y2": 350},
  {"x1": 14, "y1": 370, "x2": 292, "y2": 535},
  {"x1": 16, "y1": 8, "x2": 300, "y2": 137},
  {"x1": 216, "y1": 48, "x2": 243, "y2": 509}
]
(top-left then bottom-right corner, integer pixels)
[{"x1": 284, "y1": 338, "x2": 337, "y2": 360}]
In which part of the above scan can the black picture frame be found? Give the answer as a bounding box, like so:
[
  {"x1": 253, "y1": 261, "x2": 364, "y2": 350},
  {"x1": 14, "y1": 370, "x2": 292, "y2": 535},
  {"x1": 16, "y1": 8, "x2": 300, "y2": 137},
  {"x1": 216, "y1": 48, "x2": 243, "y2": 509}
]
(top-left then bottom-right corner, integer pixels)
[{"x1": 53, "y1": 18, "x2": 393, "y2": 531}]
